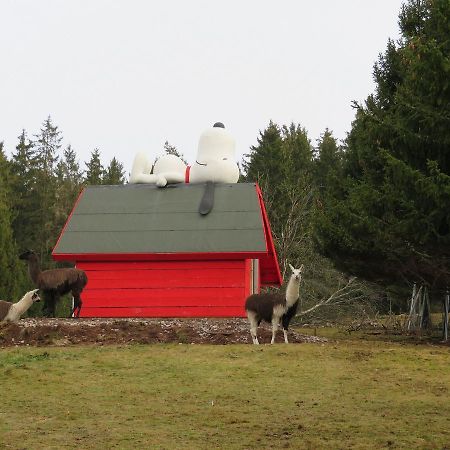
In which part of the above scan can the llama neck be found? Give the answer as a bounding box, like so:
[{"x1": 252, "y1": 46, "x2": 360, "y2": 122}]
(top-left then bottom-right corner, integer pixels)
[
  {"x1": 12, "y1": 293, "x2": 33, "y2": 317},
  {"x1": 28, "y1": 256, "x2": 41, "y2": 285},
  {"x1": 286, "y1": 276, "x2": 300, "y2": 307}
]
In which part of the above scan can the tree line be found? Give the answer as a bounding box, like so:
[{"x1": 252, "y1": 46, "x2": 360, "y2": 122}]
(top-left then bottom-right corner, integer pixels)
[
  {"x1": 0, "y1": 0, "x2": 448, "y2": 318},
  {"x1": 0, "y1": 117, "x2": 126, "y2": 301},
  {"x1": 243, "y1": 0, "x2": 449, "y2": 313}
]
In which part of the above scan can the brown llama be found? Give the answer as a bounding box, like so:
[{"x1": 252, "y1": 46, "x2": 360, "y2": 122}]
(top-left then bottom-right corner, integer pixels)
[{"x1": 19, "y1": 250, "x2": 88, "y2": 318}]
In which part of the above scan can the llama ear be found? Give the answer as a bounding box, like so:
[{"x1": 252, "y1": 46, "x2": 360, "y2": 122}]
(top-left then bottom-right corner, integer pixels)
[
  {"x1": 299, "y1": 264, "x2": 304, "y2": 273},
  {"x1": 288, "y1": 263, "x2": 295, "y2": 273}
]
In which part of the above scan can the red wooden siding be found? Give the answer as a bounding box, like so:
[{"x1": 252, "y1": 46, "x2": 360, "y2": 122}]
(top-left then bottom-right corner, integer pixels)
[{"x1": 77, "y1": 260, "x2": 250, "y2": 317}]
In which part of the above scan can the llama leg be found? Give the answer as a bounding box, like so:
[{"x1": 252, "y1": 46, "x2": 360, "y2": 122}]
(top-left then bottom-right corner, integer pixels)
[
  {"x1": 44, "y1": 298, "x2": 56, "y2": 317},
  {"x1": 49, "y1": 295, "x2": 57, "y2": 317},
  {"x1": 246, "y1": 311, "x2": 259, "y2": 345},
  {"x1": 70, "y1": 292, "x2": 82, "y2": 318},
  {"x1": 68, "y1": 298, "x2": 75, "y2": 318},
  {"x1": 271, "y1": 318, "x2": 280, "y2": 344},
  {"x1": 42, "y1": 297, "x2": 50, "y2": 317},
  {"x1": 251, "y1": 327, "x2": 259, "y2": 345},
  {"x1": 42, "y1": 292, "x2": 54, "y2": 317},
  {"x1": 75, "y1": 296, "x2": 82, "y2": 318},
  {"x1": 282, "y1": 315, "x2": 291, "y2": 344}
]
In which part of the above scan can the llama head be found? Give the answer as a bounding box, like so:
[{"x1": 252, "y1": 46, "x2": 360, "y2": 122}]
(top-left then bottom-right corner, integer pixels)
[
  {"x1": 288, "y1": 263, "x2": 304, "y2": 281},
  {"x1": 28, "y1": 289, "x2": 41, "y2": 303},
  {"x1": 19, "y1": 250, "x2": 38, "y2": 261}
]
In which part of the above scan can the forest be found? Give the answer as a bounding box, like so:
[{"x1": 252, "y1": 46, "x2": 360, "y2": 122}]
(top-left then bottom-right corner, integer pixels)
[{"x1": 0, "y1": 0, "x2": 448, "y2": 320}]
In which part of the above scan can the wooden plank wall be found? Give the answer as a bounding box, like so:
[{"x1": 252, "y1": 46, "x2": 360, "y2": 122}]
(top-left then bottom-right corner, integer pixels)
[{"x1": 76, "y1": 260, "x2": 250, "y2": 317}]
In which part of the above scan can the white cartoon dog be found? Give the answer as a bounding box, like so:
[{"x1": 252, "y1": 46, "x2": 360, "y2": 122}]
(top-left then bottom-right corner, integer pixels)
[{"x1": 129, "y1": 122, "x2": 240, "y2": 186}]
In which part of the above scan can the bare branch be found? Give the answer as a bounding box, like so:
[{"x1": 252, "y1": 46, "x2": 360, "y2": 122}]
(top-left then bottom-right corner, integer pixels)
[{"x1": 299, "y1": 278, "x2": 363, "y2": 317}]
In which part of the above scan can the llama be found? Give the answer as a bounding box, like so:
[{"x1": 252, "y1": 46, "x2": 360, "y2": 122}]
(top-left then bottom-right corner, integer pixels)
[
  {"x1": 19, "y1": 250, "x2": 88, "y2": 318},
  {"x1": 0, "y1": 289, "x2": 41, "y2": 322},
  {"x1": 245, "y1": 264, "x2": 304, "y2": 344}
]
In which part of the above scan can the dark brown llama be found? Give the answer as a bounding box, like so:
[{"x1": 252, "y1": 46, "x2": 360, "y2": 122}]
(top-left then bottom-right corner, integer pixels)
[{"x1": 19, "y1": 250, "x2": 88, "y2": 318}]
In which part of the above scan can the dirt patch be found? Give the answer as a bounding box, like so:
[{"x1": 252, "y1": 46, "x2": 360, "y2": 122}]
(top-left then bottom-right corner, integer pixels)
[{"x1": 0, "y1": 318, "x2": 327, "y2": 347}]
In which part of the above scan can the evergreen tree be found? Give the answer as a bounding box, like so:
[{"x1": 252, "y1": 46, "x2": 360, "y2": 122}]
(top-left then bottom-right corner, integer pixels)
[
  {"x1": 315, "y1": 0, "x2": 450, "y2": 295},
  {"x1": 9, "y1": 130, "x2": 39, "y2": 252},
  {"x1": 62, "y1": 144, "x2": 83, "y2": 186},
  {"x1": 34, "y1": 116, "x2": 62, "y2": 178},
  {"x1": 243, "y1": 121, "x2": 285, "y2": 190},
  {"x1": 313, "y1": 129, "x2": 342, "y2": 189},
  {"x1": 281, "y1": 123, "x2": 314, "y2": 187},
  {"x1": 242, "y1": 124, "x2": 370, "y2": 315},
  {"x1": 33, "y1": 116, "x2": 63, "y2": 261},
  {"x1": 103, "y1": 157, "x2": 126, "y2": 185},
  {"x1": 0, "y1": 144, "x2": 26, "y2": 298},
  {"x1": 84, "y1": 149, "x2": 104, "y2": 185},
  {"x1": 243, "y1": 122, "x2": 315, "y2": 271},
  {"x1": 313, "y1": 129, "x2": 343, "y2": 234},
  {"x1": 278, "y1": 123, "x2": 315, "y2": 268},
  {"x1": 243, "y1": 122, "x2": 288, "y2": 242},
  {"x1": 54, "y1": 145, "x2": 83, "y2": 236}
]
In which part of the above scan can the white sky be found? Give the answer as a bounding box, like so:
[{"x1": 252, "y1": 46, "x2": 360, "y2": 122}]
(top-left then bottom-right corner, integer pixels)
[{"x1": 0, "y1": 0, "x2": 405, "y2": 176}]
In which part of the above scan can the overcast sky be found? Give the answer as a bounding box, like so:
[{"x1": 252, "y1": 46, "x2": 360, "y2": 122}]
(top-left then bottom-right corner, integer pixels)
[{"x1": 1, "y1": 0, "x2": 405, "y2": 176}]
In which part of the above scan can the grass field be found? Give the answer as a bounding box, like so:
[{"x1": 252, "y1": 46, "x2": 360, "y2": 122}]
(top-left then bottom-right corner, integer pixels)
[{"x1": 1, "y1": 333, "x2": 449, "y2": 449}]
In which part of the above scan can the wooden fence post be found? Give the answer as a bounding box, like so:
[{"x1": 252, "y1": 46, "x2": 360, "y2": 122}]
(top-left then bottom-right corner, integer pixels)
[{"x1": 443, "y1": 289, "x2": 449, "y2": 342}]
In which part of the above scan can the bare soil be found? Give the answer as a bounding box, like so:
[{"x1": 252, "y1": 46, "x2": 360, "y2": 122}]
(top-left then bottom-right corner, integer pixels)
[{"x1": 0, "y1": 318, "x2": 326, "y2": 347}]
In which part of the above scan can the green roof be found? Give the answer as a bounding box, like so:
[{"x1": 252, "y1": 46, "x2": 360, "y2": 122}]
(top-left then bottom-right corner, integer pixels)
[
  {"x1": 54, "y1": 183, "x2": 266, "y2": 254},
  {"x1": 53, "y1": 182, "x2": 281, "y2": 286}
]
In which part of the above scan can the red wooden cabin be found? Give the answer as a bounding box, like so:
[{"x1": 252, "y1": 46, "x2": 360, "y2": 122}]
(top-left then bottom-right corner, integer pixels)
[{"x1": 52, "y1": 182, "x2": 281, "y2": 318}]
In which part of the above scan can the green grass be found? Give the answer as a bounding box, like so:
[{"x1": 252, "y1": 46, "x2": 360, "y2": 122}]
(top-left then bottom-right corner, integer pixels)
[{"x1": 1, "y1": 340, "x2": 449, "y2": 449}]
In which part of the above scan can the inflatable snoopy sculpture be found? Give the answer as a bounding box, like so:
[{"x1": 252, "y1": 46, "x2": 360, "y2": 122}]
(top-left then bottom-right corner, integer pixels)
[{"x1": 129, "y1": 122, "x2": 240, "y2": 187}]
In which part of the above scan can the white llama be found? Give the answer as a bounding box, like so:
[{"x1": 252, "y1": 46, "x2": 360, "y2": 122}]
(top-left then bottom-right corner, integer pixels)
[{"x1": 0, "y1": 289, "x2": 41, "y2": 322}]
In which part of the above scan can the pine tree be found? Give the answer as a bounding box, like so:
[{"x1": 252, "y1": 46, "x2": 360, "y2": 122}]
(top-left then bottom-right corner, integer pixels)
[
  {"x1": 315, "y1": 0, "x2": 450, "y2": 294},
  {"x1": 242, "y1": 124, "x2": 369, "y2": 315},
  {"x1": 281, "y1": 123, "x2": 314, "y2": 187},
  {"x1": 84, "y1": 149, "x2": 104, "y2": 185},
  {"x1": 62, "y1": 144, "x2": 83, "y2": 186},
  {"x1": 54, "y1": 145, "x2": 83, "y2": 237},
  {"x1": 243, "y1": 121, "x2": 315, "y2": 271},
  {"x1": 0, "y1": 144, "x2": 26, "y2": 298},
  {"x1": 103, "y1": 157, "x2": 126, "y2": 185},
  {"x1": 243, "y1": 121, "x2": 285, "y2": 189},
  {"x1": 312, "y1": 130, "x2": 345, "y2": 240},
  {"x1": 34, "y1": 116, "x2": 62, "y2": 178},
  {"x1": 33, "y1": 116, "x2": 63, "y2": 261},
  {"x1": 9, "y1": 130, "x2": 39, "y2": 252},
  {"x1": 314, "y1": 129, "x2": 342, "y2": 189},
  {"x1": 242, "y1": 122, "x2": 288, "y2": 239}
]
